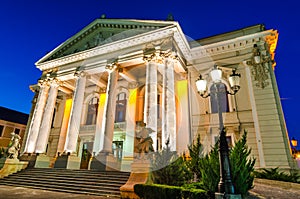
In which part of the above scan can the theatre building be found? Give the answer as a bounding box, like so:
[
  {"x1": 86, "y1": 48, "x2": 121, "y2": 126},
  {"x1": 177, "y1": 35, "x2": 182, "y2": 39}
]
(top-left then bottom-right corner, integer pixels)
[{"x1": 20, "y1": 17, "x2": 296, "y2": 171}]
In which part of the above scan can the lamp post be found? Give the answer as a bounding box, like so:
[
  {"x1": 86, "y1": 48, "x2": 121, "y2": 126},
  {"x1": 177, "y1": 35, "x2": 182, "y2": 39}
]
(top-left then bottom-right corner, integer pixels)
[
  {"x1": 196, "y1": 64, "x2": 241, "y2": 198},
  {"x1": 291, "y1": 137, "x2": 298, "y2": 157}
]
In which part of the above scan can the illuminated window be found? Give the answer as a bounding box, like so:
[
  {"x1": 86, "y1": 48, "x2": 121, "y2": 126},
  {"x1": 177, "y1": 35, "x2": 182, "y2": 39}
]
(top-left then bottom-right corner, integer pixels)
[
  {"x1": 210, "y1": 83, "x2": 229, "y2": 113},
  {"x1": 86, "y1": 97, "x2": 99, "y2": 125},
  {"x1": 115, "y1": 92, "x2": 127, "y2": 123}
]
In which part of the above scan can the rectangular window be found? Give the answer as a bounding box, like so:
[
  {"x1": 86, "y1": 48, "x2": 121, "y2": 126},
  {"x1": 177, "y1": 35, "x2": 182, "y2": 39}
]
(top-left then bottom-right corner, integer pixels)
[
  {"x1": 0, "y1": 125, "x2": 3, "y2": 137},
  {"x1": 14, "y1": 128, "x2": 20, "y2": 135}
]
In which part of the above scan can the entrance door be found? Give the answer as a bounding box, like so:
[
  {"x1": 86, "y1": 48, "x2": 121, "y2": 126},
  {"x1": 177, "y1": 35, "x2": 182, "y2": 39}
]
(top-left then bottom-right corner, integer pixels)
[
  {"x1": 112, "y1": 141, "x2": 123, "y2": 161},
  {"x1": 80, "y1": 142, "x2": 93, "y2": 169}
]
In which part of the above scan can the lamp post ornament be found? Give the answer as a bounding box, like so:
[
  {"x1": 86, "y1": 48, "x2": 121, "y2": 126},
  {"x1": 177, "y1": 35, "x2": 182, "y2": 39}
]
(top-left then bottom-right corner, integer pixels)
[{"x1": 196, "y1": 64, "x2": 242, "y2": 199}]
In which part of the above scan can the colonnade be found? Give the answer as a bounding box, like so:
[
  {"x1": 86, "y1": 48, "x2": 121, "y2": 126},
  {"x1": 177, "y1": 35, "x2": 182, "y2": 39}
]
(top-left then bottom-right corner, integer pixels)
[{"x1": 23, "y1": 49, "x2": 179, "y2": 158}]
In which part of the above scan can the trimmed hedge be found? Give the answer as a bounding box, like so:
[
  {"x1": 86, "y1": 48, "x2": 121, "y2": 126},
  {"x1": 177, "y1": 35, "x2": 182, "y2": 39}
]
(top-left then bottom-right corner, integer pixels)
[{"x1": 134, "y1": 184, "x2": 208, "y2": 199}]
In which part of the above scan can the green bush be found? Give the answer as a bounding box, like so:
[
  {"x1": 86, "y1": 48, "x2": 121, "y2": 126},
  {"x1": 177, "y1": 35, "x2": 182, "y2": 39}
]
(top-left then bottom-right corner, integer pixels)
[
  {"x1": 187, "y1": 134, "x2": 203, "y2": 181},
  {"x1": 151, "y1": 140, "x2": 192, "y2": 186},
  {"x1": 134, "y1": 184, "x2": 208, "y2": 199},
  {"x1": 187, "y1": 130, "x2": 255, "y2": 197},
  {"x1": 230, "y1": 130, "x2": 256, "y2": 196},
  {"x1": 198, "y1": 142, "x2": 220, "y2": 197},
  {"x1": 254, "y1": 167, "x2": 300, "y2": 183}
]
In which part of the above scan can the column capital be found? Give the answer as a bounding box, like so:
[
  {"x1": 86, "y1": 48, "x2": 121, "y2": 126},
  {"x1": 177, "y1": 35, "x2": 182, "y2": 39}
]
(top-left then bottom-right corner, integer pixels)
[
  {"x1": 105, "y1": 62, "x2": 118, "y2": 73},
  {"x1": 143, "y1": 49, "x2": 178, "y2": 64},
  {"x1": 74, "y1": 70, "x2": 86, "y2": 78}
]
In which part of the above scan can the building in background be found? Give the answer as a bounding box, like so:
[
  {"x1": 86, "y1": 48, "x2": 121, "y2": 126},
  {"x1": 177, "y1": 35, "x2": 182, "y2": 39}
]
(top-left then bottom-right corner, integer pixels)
[
  {"x1": 0, "y1": 106, "x2": 28, "y2": 149},
  {"x1": 20, "y1": 18, "x2": 296, "y2": 171}
]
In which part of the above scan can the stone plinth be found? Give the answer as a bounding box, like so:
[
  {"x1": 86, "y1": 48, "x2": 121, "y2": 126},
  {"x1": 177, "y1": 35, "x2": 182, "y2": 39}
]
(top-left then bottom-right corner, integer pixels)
[
  {"x1": 120, "y1": 160, "x2": 152, "y2": 199},
  {"x1": 89, "y1": 153, "x2": 119, "y2": 171},
  {"x1": 0, "y1": 158, "x2": 28, "y2": 178},
  {"x1": 215, "y1": 193, "x2": 242, "y2": 199},
  {"x1": 34, "y1": 155, "x2": 51, "y2": 168},
  {"x1": 54, "y1": 154, "x2": 80, "y2": 169},
  {"x1": 19, "y1": 154, "x2": 37, "y2": 168}
]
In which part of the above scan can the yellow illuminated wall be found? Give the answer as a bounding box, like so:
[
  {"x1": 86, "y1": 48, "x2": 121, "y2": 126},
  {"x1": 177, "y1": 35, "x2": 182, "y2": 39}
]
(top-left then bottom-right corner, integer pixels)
[{"x1": 57, "y1": 98, "x2": 72, "y2": 153}]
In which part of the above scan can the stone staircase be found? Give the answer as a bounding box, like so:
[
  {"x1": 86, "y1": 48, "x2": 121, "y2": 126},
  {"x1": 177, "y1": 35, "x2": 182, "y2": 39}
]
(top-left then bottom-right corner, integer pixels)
[{"x1": 0, "y1": 168, "x2": 130, "y2": 198}]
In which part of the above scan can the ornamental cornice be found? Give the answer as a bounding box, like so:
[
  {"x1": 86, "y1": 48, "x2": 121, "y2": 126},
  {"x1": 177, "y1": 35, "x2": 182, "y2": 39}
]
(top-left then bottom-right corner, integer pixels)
[
  {"x1": 189, "y1": 30, "x2": 277, "y2": 61},
  {"x1": 36, "y1": 25, "x2": 187, "y2": 71}
]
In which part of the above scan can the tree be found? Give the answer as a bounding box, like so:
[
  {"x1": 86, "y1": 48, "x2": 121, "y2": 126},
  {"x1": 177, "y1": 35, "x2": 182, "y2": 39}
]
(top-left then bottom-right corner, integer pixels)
[{"x1": 151, "y1": 140, "x2": 192, "y2": 186}]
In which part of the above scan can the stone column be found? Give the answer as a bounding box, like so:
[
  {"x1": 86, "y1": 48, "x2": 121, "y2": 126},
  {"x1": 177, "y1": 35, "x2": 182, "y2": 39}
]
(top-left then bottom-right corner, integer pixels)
[
  {"x1": 162, "y1": 57, "x2": 177, "y2": 151},
  {"x1": 35, "y1": 79, "x2": 60, "y2": 153},
  {"x1": 64, "y1": 71, "x2": 86, "y2": 153},
  {"x1": 143, "y1": 60, "x2": 158, "y2": 151},
  {"x1": 24, "y1": 80, "x2": 50, "y2": 153},
  {"x1": 93, "y1": 91, "x2": 106, "y2": 155},
  {"x1": 101, "y1": 67, "x2": 119, "y2": 153}
]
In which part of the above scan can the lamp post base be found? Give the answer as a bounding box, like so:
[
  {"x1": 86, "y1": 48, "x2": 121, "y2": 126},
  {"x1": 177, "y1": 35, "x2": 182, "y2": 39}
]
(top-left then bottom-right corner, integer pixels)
[{"x1": 215, "y1": 193, "x2": 242, "y2": 199}]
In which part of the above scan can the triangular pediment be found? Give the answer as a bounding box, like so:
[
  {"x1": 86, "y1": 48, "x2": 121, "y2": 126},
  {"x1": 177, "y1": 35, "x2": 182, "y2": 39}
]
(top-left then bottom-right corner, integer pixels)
[{"x1": 38, "y1": 19, "x2": 176, "y2": 64}]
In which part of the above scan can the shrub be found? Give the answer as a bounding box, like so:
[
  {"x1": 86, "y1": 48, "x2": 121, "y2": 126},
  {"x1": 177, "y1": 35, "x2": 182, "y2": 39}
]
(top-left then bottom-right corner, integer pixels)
[
  {"x1": 254, "y1": 167, "x2": 300, "y2": 183},
  {"x1": 151, "y1": 140, "x2": 192, "y2": 186},
  {"x1": 230, "y1": 130, "x2": 256, "y2": 197},
  {"x1": 198, "y1": 141, "x2": 220, "y2": 197},
  {"x1": 187, "y1": 134, "x2": 203, "y2": 181},
  {"x1": 134, "y1": 184, "x2": 208, "y2": 199}
]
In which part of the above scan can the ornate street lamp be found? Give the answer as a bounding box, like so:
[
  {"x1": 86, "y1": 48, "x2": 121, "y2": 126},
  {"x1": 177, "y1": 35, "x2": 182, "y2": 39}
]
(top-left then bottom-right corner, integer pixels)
[
  {"x1": 291, "y1": 137, "x2": 298, "y2": 158},
  {"x1": 196, "y1": 64, "x2": 241, "y2": 199}
]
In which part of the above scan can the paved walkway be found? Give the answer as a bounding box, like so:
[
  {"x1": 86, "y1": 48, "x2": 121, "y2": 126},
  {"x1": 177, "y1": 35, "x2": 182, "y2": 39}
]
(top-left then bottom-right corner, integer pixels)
[
  {"x1": 0, "y1": 182, "x2": 300, "y2": 199},
  {"x1": 0, "y1": 185, "x2": 119, "y2": 199}
]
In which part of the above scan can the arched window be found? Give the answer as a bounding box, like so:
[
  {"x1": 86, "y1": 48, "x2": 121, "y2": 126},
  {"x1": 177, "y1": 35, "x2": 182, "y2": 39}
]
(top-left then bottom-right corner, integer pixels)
[
  {"x1": 115, "y1": 92, "x2": 127, "y2": 123},
  {"x1": 210, "y1": 83, "x2": 229, "y2": 113},
  {"x1": 86, "y1": 97, "x2": 99, "y2": 125}
]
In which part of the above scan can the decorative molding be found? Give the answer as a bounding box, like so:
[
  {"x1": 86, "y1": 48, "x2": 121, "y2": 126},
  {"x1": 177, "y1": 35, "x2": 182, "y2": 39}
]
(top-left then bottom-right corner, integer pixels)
[{"x1": 36, "y1": 27, "x2": 180, "y2": 71}]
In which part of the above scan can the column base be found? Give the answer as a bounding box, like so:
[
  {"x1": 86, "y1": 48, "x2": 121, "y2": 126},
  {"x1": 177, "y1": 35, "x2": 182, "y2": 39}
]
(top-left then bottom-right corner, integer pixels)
[
  {"x1": 54, "y1": 154, "x2": 80, "y2": 169},
  {"x1": 89, "y1": 152, "x2": 119, "y2": 171},
  {"x1": 34, "y1": 154, "x2": 51, "y2": 168},
  {"x1": 120, "y1": 159, "x2": 152, "y2": 199},
  {"x1": 215, "y1": 193, "x2": 242, "y2": 199},
  {"x1": 19, "y1": 153, "x2": 37, "y2": 168}
]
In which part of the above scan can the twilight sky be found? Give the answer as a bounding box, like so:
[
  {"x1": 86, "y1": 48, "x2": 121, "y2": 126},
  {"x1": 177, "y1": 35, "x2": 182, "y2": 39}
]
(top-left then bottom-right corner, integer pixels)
[{"x1": 0, "y1": 0, "x2": 299, "y2": 142}]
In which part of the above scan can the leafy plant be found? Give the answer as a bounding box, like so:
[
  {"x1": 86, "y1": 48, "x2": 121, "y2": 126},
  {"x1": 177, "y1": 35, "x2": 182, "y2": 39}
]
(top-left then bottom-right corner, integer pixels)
[
  {"x1": 254, "y1": 167, "x2": 300, "y2": 183},
  {"x1": 187, "y1": 134, "x2": 203, "y2": 181},
  {"x1": 198, "y1": 141, "x2": 220, "y2": 197},
  {"x1": 230, "y1": 130, "x2": 256, "y2": 196},
  {"x1": 151, "y1": 140, "x2": 192, "y2": 186}
]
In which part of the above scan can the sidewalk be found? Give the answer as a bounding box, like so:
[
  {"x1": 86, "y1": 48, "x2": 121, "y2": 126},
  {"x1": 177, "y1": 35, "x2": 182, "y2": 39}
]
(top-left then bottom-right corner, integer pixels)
[{"x1": 0, "y1": 185, "x2": 119, "y2": 199}]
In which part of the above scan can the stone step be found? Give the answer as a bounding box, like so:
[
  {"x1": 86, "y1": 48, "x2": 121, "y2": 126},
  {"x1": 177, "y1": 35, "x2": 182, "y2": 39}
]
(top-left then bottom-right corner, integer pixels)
[
  {"x1": 0, "y1": 177, "x2": 124, "y2": 190},
  {"x1": 0, "y1": 168, "x2": 130, "y2": 197},
  {"x1": 0, "y1": 181, "x2": 120, "y2": 197},
  {"x1": 6, "y1": 175, "x2": 127, "y2": 185}
]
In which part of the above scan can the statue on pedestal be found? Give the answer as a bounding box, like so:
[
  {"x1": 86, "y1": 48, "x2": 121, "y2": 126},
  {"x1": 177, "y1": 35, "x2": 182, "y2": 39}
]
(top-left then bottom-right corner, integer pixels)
[
  {"x1": 135, "y1": 123, "x2": 154, "y2": 160},
  {"x1": 7, "y1": 132, "x2": 21, "y2": 159}
]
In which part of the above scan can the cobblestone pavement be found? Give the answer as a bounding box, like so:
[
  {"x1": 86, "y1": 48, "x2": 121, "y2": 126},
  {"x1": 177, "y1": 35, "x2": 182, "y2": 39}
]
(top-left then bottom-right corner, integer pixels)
[
  {"x1": 248, "y1": 183, "x2": 300, "y2": 199},
  {"x1": 0, "y1": 183, "x2": 300, "y2": 199},
  {"x1": 0, "y1": 185, "x2": 119, "y2": 199}
]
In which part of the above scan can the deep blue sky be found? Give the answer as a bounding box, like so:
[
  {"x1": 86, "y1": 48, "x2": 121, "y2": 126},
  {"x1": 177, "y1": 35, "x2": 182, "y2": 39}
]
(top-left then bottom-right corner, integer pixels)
[{"x1": 0, "y1": 0, "x2": 299, "y2": 143}]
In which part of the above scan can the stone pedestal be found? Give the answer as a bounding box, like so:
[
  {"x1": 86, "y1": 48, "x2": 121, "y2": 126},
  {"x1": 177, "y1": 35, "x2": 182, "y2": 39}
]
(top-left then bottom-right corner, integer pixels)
[
  {"x1": 54, "y1": 154, "x2": 81, "y2": 169},
  {"x1": 19, "y1": 153, "x2": 37, "y2": 168},
  {"x1": 215, "y1": 193, "x2": 242, "y2": 199},
  {"x1": 0, "y1": 158, "x2": 28, "y2": 178},
  {"x1": 89, "y1": 153, "x2": 119, "y2": 171},
  {"x1": 34, "y1": 154, "x2": 51, "y2": 168},
  {"x1": 120, "y1": 160, "x2": 152, "y2": 199}
]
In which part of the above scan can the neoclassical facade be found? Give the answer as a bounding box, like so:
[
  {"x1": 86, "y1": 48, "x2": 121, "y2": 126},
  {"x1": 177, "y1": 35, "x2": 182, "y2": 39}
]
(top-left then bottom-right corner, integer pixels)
[{"x1": 21, "y1": 18, "x2": 295, "y2": 171}]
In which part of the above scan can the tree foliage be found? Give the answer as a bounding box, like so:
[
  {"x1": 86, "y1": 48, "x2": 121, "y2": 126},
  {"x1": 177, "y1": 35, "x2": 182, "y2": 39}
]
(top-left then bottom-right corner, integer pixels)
[{"x1": 151, "y1": 140, "x2": 192, "y2": 186}]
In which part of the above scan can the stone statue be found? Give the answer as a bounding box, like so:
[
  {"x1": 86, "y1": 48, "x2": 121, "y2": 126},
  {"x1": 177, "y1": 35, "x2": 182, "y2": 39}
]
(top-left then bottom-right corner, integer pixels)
[
  {"x1": 136, "y1": 125, "x2": 154, "y2": 159},
  {"x1": 7, "y1": 132, "x2": 21, "y2": 159}
]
